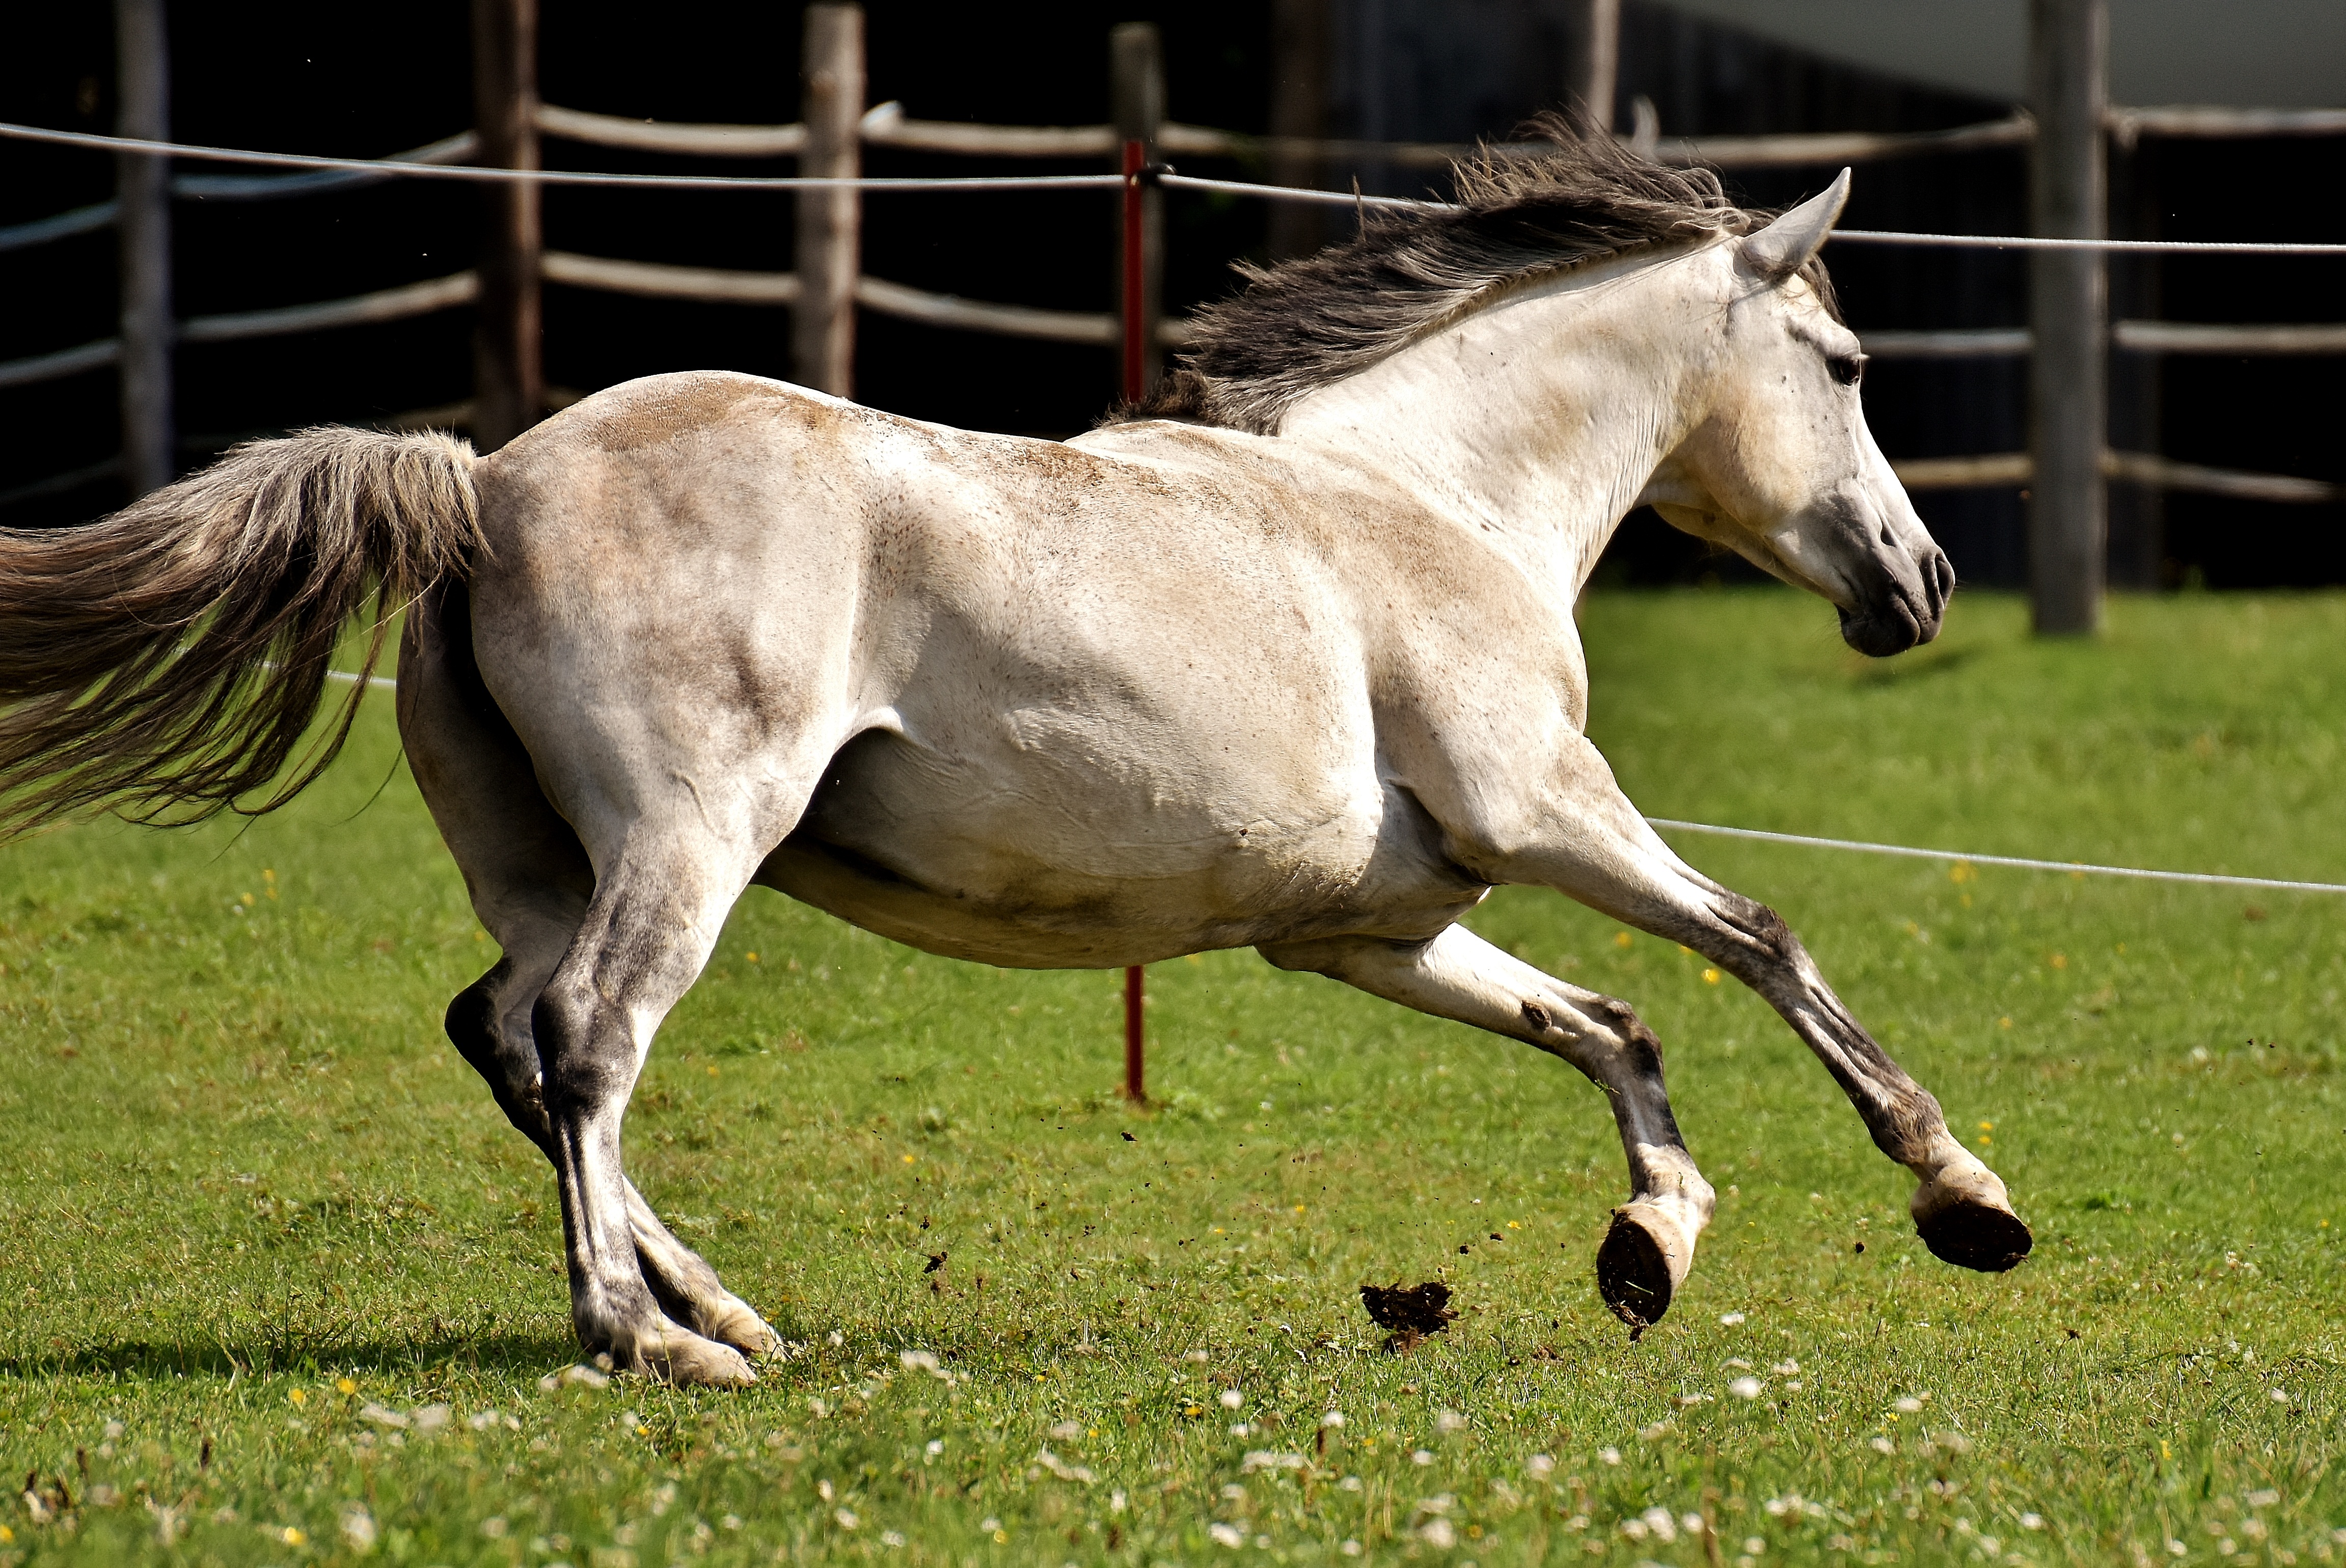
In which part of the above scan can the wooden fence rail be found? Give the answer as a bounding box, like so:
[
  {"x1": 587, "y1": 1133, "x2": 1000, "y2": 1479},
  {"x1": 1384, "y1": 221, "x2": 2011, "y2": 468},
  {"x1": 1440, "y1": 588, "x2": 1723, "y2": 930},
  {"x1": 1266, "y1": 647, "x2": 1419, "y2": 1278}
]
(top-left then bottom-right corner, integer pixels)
[
  {"x1": 528, "y1": 99, "x2": 2345, "y2": 171},
  {"x1": 1860, "y1": 321, "x2": 2346, "y2": 359},
  {"x1": 0, "y1": 132, "x2": 479, "y2": 252},
  {"x1": 1894, "y1": 449, "x2": 2339, "y2": 504}
]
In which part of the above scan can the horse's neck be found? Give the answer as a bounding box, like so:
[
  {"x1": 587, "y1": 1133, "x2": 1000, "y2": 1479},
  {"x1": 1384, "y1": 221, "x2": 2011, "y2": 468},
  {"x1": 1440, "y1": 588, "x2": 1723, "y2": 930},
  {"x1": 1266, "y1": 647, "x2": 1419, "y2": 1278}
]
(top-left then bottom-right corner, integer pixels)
[{"x1": 1277, "y1": 243, "x2": 1723, "y2": 595}]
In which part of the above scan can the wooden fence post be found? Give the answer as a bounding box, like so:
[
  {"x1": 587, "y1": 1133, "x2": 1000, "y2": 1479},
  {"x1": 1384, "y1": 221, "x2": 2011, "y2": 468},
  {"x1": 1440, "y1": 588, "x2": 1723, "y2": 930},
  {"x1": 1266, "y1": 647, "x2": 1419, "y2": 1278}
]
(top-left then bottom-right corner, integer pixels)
[
  {"x1": 2027, "y1": 0, "x2": 2107, "y2": 634},
  {"x1": 115, "y1": 0, "x2": 173, "y2": 498},
  {"x1": 1563, "y1": 0, "x2": 1621, "y2": 134},
  {"x1": 795, "y1": 4, "x2": 862, "y2": 397},
  {"x1": 1111, "y1": 21, "x2": 1163, "y2": 399},
  {"x1": 470, "y1": 0, "x2": 541, "y2": 450}
]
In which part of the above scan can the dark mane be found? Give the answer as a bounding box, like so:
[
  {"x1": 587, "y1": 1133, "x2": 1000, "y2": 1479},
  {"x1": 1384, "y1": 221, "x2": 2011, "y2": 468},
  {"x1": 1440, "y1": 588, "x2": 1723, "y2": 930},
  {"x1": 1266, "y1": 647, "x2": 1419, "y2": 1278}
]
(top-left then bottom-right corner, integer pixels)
[{"x1": 1111, "y1": 117, "x2": 1838, "y2": 435}]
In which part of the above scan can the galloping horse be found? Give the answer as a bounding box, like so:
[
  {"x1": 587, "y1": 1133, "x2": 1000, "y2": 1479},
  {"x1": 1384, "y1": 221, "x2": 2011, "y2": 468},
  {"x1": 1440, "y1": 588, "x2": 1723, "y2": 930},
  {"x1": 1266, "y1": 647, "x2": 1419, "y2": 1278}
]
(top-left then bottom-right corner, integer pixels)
[{"x1": 0, "y1": 134, "x2": 2027, "y2": 1386}]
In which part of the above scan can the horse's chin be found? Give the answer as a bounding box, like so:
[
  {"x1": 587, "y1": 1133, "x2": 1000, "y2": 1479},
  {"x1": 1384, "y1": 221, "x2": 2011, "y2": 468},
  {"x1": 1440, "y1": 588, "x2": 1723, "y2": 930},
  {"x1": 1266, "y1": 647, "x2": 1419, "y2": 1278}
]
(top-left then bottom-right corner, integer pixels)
[{"x1": 1837, "y1": 601, "x2": 1933, "y2": 657}]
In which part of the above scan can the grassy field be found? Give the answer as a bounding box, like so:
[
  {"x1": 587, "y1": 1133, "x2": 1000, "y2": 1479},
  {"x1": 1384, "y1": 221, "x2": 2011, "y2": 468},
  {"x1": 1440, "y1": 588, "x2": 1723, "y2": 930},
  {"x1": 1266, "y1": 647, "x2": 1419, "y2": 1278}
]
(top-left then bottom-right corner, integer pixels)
[{"x1": 2, "y1": 589, "x2": 2340, "y2": 1568}]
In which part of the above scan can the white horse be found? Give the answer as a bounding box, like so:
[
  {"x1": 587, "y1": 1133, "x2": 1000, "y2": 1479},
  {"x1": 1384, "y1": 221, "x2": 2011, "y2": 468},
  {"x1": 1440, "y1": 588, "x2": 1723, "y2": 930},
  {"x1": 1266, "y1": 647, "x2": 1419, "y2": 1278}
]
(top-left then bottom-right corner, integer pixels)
[{"x1": 0, "y1": 139, "x2": 2025, "y2": 1387}]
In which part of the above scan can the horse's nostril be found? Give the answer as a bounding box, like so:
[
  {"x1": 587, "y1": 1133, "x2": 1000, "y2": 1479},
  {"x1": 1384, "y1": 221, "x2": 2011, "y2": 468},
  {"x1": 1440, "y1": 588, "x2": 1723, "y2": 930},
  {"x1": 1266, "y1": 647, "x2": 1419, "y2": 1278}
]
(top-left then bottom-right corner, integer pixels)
[{"x1": 1880, "y1": 526, "x2": 1895, "y2": 547}]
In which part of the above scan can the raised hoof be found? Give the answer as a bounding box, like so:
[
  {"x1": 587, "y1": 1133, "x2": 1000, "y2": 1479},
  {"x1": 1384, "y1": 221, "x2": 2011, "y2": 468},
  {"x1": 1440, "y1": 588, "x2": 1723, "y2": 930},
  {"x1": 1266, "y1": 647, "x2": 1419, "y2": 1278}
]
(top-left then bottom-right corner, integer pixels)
[
  {"x1": 696, "y1": 1299, "x2": 783, "y2": 1359},
  {"x1": 1596, "y1": 1208, "x2": 1676, "y2": 1339},
  {"x1": 1916, "y1": 1196, "x2": 2033, "y2": 1273}
]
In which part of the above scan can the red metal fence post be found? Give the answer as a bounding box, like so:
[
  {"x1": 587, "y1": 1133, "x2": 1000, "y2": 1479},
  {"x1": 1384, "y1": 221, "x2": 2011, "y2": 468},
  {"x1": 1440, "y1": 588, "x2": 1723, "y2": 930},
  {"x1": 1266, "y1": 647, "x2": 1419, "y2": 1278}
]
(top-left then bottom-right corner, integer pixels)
[{"x1": 1119, "y1": 133, "x2": 1148, "y2": 1103}]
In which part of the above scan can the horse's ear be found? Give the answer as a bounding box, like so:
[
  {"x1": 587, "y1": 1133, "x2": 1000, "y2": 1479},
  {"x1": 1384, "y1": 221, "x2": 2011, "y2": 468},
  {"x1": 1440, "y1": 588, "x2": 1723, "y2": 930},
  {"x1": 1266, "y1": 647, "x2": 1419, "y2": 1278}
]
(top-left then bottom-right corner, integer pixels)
[{"x1": 1738, "y1": 168, "x2": 1851, "y2": 281}]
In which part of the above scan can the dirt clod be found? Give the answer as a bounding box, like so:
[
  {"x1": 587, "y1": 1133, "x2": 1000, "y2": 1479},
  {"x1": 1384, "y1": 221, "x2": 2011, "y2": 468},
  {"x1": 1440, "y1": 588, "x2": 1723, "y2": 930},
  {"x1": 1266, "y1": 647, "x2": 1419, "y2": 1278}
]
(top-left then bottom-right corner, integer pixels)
[{"x1": 1360, "y1": 1281, "x2": 1457, "y2": 1354}]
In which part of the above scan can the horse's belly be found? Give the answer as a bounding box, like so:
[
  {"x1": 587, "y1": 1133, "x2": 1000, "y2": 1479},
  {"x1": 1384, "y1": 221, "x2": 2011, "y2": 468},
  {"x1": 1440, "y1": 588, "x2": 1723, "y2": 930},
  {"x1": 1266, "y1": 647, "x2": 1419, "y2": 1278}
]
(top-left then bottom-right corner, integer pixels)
[{"x1": 752, "y1": 730, "x2": 1486, "y2": 968}]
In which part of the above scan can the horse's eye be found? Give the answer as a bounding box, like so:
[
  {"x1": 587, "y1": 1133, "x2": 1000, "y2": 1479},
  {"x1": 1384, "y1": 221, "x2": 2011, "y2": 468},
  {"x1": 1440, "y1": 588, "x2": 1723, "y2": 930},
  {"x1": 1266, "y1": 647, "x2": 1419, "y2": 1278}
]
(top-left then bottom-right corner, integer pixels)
[{"x1": 1829, "y1": 352, "x2": 1867, "y2": 388}]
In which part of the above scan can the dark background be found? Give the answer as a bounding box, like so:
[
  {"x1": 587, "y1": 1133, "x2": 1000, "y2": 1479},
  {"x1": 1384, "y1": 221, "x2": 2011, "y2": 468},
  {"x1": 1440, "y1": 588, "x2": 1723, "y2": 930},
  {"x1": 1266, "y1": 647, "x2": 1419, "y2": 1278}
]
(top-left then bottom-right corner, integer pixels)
[{"x1": 4, "y1": 1, "x2": 2340, "y2": 587}]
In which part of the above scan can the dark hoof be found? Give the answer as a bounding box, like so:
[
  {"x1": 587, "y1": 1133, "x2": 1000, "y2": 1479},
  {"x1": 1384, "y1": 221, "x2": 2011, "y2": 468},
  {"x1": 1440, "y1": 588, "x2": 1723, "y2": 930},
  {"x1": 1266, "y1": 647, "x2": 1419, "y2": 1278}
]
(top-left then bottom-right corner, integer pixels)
[
  {"x1": 1917, "y1": 1199, "x2": 2033, "y2": 1273},
  {"x1": 1596, "y1": 1210, "x2": 1673, "y2": 1338}
]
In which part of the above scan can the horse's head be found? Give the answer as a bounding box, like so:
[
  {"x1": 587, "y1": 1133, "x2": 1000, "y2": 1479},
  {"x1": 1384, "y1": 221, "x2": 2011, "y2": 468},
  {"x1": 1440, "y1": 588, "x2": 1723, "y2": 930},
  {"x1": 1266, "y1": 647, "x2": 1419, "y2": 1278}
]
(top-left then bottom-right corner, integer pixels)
[{"x1": 1642, "y1": 171, "x2": 1953, "y2": 656}]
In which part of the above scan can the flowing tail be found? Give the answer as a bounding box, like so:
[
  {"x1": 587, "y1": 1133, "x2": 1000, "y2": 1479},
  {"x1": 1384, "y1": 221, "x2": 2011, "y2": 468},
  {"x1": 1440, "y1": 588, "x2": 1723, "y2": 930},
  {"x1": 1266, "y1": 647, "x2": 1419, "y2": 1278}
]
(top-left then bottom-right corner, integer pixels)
[{"x1": 0, "y1": 426, "x2": 481, "y2": 836}]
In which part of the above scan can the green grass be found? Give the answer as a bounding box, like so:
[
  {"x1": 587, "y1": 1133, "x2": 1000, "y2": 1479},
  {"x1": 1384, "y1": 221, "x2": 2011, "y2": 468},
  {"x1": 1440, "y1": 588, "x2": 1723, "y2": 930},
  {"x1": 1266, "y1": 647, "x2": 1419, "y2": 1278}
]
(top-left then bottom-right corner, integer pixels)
[{"x1": 3, "y1": 588, "x2": 2341, "y2": 1567}]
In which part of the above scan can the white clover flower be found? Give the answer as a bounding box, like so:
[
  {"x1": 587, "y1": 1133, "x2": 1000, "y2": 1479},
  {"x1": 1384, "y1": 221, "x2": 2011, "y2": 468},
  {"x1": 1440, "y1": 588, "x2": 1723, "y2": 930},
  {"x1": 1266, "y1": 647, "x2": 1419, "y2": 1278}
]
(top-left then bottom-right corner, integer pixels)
[
  {"x1": 2019, "y1": 1512, "x2": 2044, "y2": 1530},
  {"x1": 1599, "y1": 1446, "x2": 1622, "y2": 1466},
  {"x1": 1219, "y1": 1388, "x2": 1244, "y2": 1410},
  {"x1": 1729, "y1": 1378, "x2": 1764, "y2": 1400},
  {"x1": 1208, "y1": 1522, "x2": 1245, "y2": 1549},
  {"x1": 1720, "y1": 1312, "x2": 1747, "y2": 1326}
]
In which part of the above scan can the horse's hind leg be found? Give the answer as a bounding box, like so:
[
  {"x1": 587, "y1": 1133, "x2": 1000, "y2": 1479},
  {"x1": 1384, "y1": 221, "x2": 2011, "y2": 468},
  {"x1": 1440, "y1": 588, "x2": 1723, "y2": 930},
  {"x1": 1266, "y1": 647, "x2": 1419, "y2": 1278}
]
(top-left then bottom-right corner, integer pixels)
[
  {"x1": 399, "y1": 586, "x2": 778, "y2": 1360},
  {"x1": 1262, "y1": 926, "x2": 1711, "y2": 1335},
  {"x1": 528, "y1": 820, "x2": 781, "y2": 1386}
]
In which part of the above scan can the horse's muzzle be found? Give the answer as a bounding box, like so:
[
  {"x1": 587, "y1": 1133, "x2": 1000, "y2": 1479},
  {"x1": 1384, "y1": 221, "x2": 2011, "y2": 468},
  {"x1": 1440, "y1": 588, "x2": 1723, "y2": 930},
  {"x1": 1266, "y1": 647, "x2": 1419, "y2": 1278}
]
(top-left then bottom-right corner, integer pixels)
[{"x1": 1837, "y1": 546, "x2": 1955, "y2": 656}]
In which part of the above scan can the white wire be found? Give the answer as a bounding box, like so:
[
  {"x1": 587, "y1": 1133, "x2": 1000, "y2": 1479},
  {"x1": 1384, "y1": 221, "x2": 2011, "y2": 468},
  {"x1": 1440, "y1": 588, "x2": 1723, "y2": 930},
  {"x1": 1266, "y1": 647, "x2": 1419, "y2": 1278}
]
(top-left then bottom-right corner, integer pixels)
[
  {"x1": 12, "y1": 121, "x2": 2346, "y2": 253},
  {"x1": 0, "y1": 122, "x2": 1122, "y2": 193},
  {"x1": 1157, "y1": 173, "x2": 1433, "y2": 210},
  {"x1": 1831, "y1": 228, "x2": 2346, "y2": 256},
  {"x1": 301, "y1": 671, "x2": 2346, "y2": 895},
  {"x1": 1646, "y1": 817, "x2": 2346, "y2": 896}
]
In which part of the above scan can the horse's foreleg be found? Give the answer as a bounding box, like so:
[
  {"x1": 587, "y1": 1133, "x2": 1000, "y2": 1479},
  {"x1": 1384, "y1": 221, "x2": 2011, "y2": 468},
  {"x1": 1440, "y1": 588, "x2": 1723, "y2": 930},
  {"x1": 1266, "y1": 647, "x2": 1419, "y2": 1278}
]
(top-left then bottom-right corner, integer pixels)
[
  {"x1": 1261, "y1": 925, "x2": 1712, "y2": 1335},
  {"x1": 1471, "y1": 751, "x2": 2030, "y2": 1274}
]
